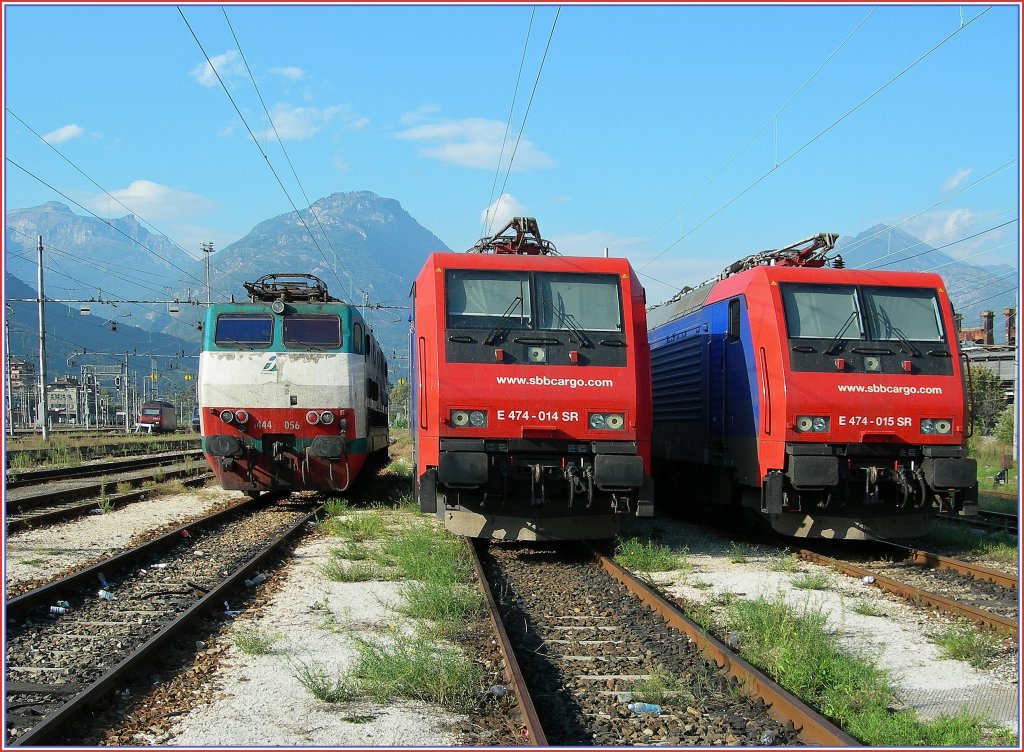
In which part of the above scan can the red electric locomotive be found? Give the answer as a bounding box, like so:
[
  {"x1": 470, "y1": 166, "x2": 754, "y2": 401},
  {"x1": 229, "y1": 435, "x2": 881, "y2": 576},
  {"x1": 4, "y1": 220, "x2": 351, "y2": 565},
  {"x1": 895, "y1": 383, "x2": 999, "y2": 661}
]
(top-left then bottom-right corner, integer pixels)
[
  {"x1": 648, "y1": 233, "x2": 977, "y2": 539},
  {"x1": 412, "y1": 218, "x2": 653, "y2": 540}
]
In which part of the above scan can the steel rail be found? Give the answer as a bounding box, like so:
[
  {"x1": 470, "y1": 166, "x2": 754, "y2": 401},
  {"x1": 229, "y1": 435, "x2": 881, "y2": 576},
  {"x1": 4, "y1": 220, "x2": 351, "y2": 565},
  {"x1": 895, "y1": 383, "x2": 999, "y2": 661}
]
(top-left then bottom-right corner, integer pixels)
[
  {"x1": 795, "y1": 548, "x2": 1017, "y2": 636},
  {"x1": 936, "y1": 509, "x2": 1017, "y2": 535},
  {"x1": 877, "y1": 540, "x2": 1017, "y2": 590},
  {"x1": 5, "y1": 450, "x2": 204, "y2": 489},
  {"x1": 5, "y1": 497, "x2": 254, "y2": 614},
  {"x1": 5, "y1": 461, "x2": 209, "y2": 513},
  {"x1": 5, "y1": 473, "x2": 214, "y2": 534},
  {"x1": 7, "y1": 504, "x2": 318, "y2": 746},
  {"x1": 4, "y1": 438, "x2": 201, "y2": 468},
  {"x1": 468, "y1": 540, "x2": 547, "y2": 746},
  {"x1": 592, "y1": 549, "x2": 860, "y2": 747}
]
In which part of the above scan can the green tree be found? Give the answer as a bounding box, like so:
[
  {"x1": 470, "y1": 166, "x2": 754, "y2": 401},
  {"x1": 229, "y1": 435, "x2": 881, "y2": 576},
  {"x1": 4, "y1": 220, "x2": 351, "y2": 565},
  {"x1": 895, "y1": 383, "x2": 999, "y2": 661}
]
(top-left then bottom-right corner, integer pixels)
[
  {"x1": 389, "y1": 379, "x2": 410, "y2": 429},
  {"x1": 994, "y1": 406, "x2": 1015, "y2": 445},
  {"x1": 969, "y1": 365, "x2": 1007, "y2": 435}
]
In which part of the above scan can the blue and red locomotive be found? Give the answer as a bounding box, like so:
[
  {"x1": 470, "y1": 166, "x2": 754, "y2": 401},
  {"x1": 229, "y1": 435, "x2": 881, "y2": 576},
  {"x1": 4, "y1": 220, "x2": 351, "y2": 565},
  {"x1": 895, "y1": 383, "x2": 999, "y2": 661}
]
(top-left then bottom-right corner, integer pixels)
[
  {"x1": 412, "y1": 218, "x2": 653, "y2": 540},
  {"x1": 198, "y1": 273, "x2": 389, "y2": 497},
  {"x1": 648, "y1": 233, "x2": 977, "y2": 539}
]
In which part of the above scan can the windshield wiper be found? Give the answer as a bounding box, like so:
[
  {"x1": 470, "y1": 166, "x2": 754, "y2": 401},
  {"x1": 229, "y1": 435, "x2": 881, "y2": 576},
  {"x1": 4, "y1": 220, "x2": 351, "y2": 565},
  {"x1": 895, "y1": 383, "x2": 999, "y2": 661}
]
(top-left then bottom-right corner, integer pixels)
[
  {"x1": 484, "y1": 296, "x2": 525, "y2": 346},
  {"x1": 887, "y1": 326, "x2": 922, "y2": 358},
  {"x1": 541, "y1": 295, "x2": 593, "y2": 348},
  {"x1": 873, "y1": 308, "x2": 922, "y2": 357},
  {"x1": 824, "y1": 311, "x2": 860, "y2": 355}
]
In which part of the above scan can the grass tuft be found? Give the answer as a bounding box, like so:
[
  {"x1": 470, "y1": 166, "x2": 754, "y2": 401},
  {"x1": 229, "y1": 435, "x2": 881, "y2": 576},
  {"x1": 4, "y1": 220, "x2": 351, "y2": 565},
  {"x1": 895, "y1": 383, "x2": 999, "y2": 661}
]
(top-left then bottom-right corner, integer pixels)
[
  {"x1": 232, "y1": 625, "x2": 279, "y2": 655},
  {"x1": 614, "y1": 537, "x2": 689, "y2": 573},
  {"x1": 791, "y1": 571, "x2": 833, "y2": 590},
  {"x1": 292, "y1": 660, "x2": 353, "y2": 703},
  {"x1": 723, "y1": 595, "x2": 1011, "y2": 745},
  {"x1": 932, "y1": 623, "x2": 1003, "y2": 668},
  {"x1": 346, "y1": 632, "x2": 482, "y2": 709}
]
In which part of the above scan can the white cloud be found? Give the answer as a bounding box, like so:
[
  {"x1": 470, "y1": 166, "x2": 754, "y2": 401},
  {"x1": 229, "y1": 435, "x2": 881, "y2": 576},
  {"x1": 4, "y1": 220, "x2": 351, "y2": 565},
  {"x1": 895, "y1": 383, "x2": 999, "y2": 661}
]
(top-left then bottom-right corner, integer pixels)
[
  {"x1": 480, "y1": 194, "x2": 528, "y2": 233},
  {"x1": 333, "y1": 155, "x2": 350, "y2": 172},
  {"x1": 942, "y1": 168, "x2": 973, "y2": 192},
  {"x1": 85, "y1": 180, "x2": 217, "y2": 222},
  {"x1": 272, "y1": 66, "x2": 305, "y2": 80},
  {"x1": 258, "y1": 104, "x2": 365, "y2": 140},
  {"x1": 400, "y1": 104, "x2": 441, "y2": 126},
  {"x1": 42, "y1": 124, "x2": 85, "y2": 144},
  {"x1": 397, "y1": 117, "x2": 555, "y2": 171},
  {"x1": 901, "y1": 208, "x2": 1002, "y2": 260},
  {"x1": 190, "y1": 51, "x2": 243, "y2": 87}
]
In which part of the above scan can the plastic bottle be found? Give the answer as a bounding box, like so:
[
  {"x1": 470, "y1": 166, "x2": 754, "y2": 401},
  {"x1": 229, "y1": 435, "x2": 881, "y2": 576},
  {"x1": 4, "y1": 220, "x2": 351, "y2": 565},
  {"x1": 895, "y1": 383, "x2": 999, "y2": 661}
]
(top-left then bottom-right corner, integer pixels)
[
  {"x1": 487, "y1": 685, "x2": 508, "y2": 697},
  {"x1": 244, "y1": 573, "x2": 267, "y2": 587},
  {"x1": 97, "y1": 572, "x2": 110, "y2": 589},
  {"x1": 627, "y1": 702, "x2": 661, "y2": 715},
  {"x1": 56, "y1": 600, "x2": 71, "y2": 609},
  {"x1": 98, "y1": 589, "x2": 115, "y2": 600},
  {"x1": 49, "y1": 606, "x2": 68, "y2": 616}
]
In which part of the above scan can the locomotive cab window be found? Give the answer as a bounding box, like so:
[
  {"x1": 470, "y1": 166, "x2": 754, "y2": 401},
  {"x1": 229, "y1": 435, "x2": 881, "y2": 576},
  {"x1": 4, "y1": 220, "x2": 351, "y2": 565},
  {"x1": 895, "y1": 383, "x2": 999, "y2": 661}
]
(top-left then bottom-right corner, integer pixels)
[
  {"x1": 353, "y1": 323, "x2": 363, "y2": 354},
  {"x1": 863, "y1": 287, "x2": 944, "y2": 342},
  {"x1": 780, "y1": 284, "x2": 862, "y2": 340},
  {"x1": 214, "y1": 314, "x2": 273, "y2": 348},
  {"x1": 536, "y1": 273, "x2": 622, "y2": 332},
  {"x1": 283, "y1": 315, "x2": 342, "y2": 349},
  {"x1": 446, "y1": 270, "x2": 532, "y2": 329},
  {"x1": 727, "y1": 298, "x2": 741, "y2": 342}
]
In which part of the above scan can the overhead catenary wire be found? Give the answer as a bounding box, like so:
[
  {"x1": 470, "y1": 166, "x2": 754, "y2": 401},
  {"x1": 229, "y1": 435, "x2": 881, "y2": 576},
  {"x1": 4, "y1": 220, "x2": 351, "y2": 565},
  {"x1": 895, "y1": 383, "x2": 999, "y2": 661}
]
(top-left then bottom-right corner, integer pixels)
[
  {"x1": 178, "y1": 6, "x2": 357, "y2": 304},
  {"x1": 643, "y1": 6, "x2": 994, "y2": 287},
  {"x1": 866, "y1": 219, "x2": 1018, "y2": 270},
  {"x1": 4, "y1": 107, "x2": 251, "y2": 294},
  {"x1": 220, "y1": 7, "x2": 359, "y2": 305},
  {"x1": 487, "y1": 6, "x2": 560, "y2": 237},
  {"x1": 481, "y1": 7, "x2": 535, "y2": 241},
  {"x1": 636, "y1": 6, "x2": 878, "y2": 258},
  {"x1": 5, "y1": 157, "x2": 233, "y2": 298}
]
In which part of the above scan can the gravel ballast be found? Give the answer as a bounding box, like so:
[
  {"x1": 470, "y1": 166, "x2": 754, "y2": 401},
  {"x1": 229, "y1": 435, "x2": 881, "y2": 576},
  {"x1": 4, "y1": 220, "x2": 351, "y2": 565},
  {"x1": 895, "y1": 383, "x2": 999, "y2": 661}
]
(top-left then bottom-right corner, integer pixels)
[{"x1": 3, "y1": 483, "x2": 1018, "y2": 743}]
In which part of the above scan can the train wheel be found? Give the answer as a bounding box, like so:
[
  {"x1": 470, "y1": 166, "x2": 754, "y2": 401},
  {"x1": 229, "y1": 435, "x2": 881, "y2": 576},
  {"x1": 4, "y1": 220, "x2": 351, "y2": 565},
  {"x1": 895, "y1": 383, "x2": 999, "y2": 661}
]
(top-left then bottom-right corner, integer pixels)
[{"x1": 246, "y1": 491, "x2": 261, "y2": 500}]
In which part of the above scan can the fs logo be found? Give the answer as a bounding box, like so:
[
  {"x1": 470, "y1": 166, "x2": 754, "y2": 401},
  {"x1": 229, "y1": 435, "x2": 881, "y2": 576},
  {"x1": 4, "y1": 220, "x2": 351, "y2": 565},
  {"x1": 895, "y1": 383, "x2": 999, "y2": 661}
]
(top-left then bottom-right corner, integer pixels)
[{"x1": 261, "y1": 355, "x2": 278, "y2": 372}]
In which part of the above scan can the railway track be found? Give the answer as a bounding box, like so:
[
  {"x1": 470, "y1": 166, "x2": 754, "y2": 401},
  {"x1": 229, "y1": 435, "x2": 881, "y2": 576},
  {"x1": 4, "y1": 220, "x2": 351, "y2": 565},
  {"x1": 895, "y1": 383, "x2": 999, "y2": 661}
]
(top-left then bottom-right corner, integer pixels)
[
  {"x1": 4, "y1": 497, "x2": 318, "y2": 746},
  {"x1": 5, "y1": 455, "x2": 212, "y2": 533},
  {"x1": 795, "y1": 540, "x2": 1017, "y2": 636},
  {"x1": 5, "y1": 438, "x2": 201, "y2": 469},
  {"x1": 936, "y1": 508, "x2": 1018, "y2": 535},
  {"x1": 5, "y1": 450, "x2": 205, "y2": 489},
  {"x1": 471, "y1": 540, "x2": 856, "y2": 746}
]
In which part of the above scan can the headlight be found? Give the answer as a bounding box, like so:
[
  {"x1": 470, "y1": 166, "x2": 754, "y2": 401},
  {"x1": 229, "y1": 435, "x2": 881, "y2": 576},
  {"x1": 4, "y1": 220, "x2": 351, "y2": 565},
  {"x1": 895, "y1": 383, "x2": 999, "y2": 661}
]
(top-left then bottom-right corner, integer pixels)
[
  {"x1": 795, "y1": 415, "x2": 829, "y2": 433},
  {"x1": 922, "y1": 418, "x2": 952, "y2": 435},
  {"x1": 219, "y1": 409, "x2": 235, "y2": 424},
  {"x1": 306, "y1": 410, "x2": 321, "y2": 425},
  {"x1": 234, "y1": 410, "x2": 249, "y2": 424},
  {"x1": 588, "y1": 412, "x2": 625, "y2": 430},
  {"x1": 319, "y1": 411, "x2": 335, "y2": 425},
  {"x1": 450, "y1": 410, "x2": 486, "y2": 428}
]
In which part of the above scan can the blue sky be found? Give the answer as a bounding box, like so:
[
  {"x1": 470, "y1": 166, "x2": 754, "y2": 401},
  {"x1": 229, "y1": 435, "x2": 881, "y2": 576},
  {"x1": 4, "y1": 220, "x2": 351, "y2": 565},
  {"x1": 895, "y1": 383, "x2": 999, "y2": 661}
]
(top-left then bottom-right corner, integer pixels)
[{"x1": 3, "y1": 2, "x2": 1020, "y2": 304}]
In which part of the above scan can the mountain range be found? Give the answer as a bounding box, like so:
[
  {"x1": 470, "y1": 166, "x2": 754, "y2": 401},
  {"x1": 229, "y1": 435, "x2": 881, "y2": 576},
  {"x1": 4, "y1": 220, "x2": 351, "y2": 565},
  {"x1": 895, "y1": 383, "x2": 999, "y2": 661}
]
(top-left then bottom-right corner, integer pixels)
[{"x1": 4, "y1": 196, "x2": 1017, "y2": 385}]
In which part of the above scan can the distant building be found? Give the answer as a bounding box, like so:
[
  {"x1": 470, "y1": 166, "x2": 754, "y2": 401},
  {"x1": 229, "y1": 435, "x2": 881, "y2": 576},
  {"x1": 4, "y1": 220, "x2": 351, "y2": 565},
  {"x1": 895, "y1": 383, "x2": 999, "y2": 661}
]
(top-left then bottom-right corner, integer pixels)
[
  {"x1": 958, "y1": 308, "x2": 1018, "y2": 404},
  {"x1": 46, "y1": 377, "x2": 81, "y2": 424}
]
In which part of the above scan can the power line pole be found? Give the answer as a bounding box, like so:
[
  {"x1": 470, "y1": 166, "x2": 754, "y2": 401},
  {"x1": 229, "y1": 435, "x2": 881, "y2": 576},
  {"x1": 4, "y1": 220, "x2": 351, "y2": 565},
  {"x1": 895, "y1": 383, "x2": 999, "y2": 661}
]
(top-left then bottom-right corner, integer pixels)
[
  {"x1": 36, "y1": 236, "x2": 49, "y2": 440},
  {"x1": 5, "y1": 305, "x2": 13, "y2": 436},
  {"x1": 201, "y1": 242, "x2": 214, "y2": 304}
]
